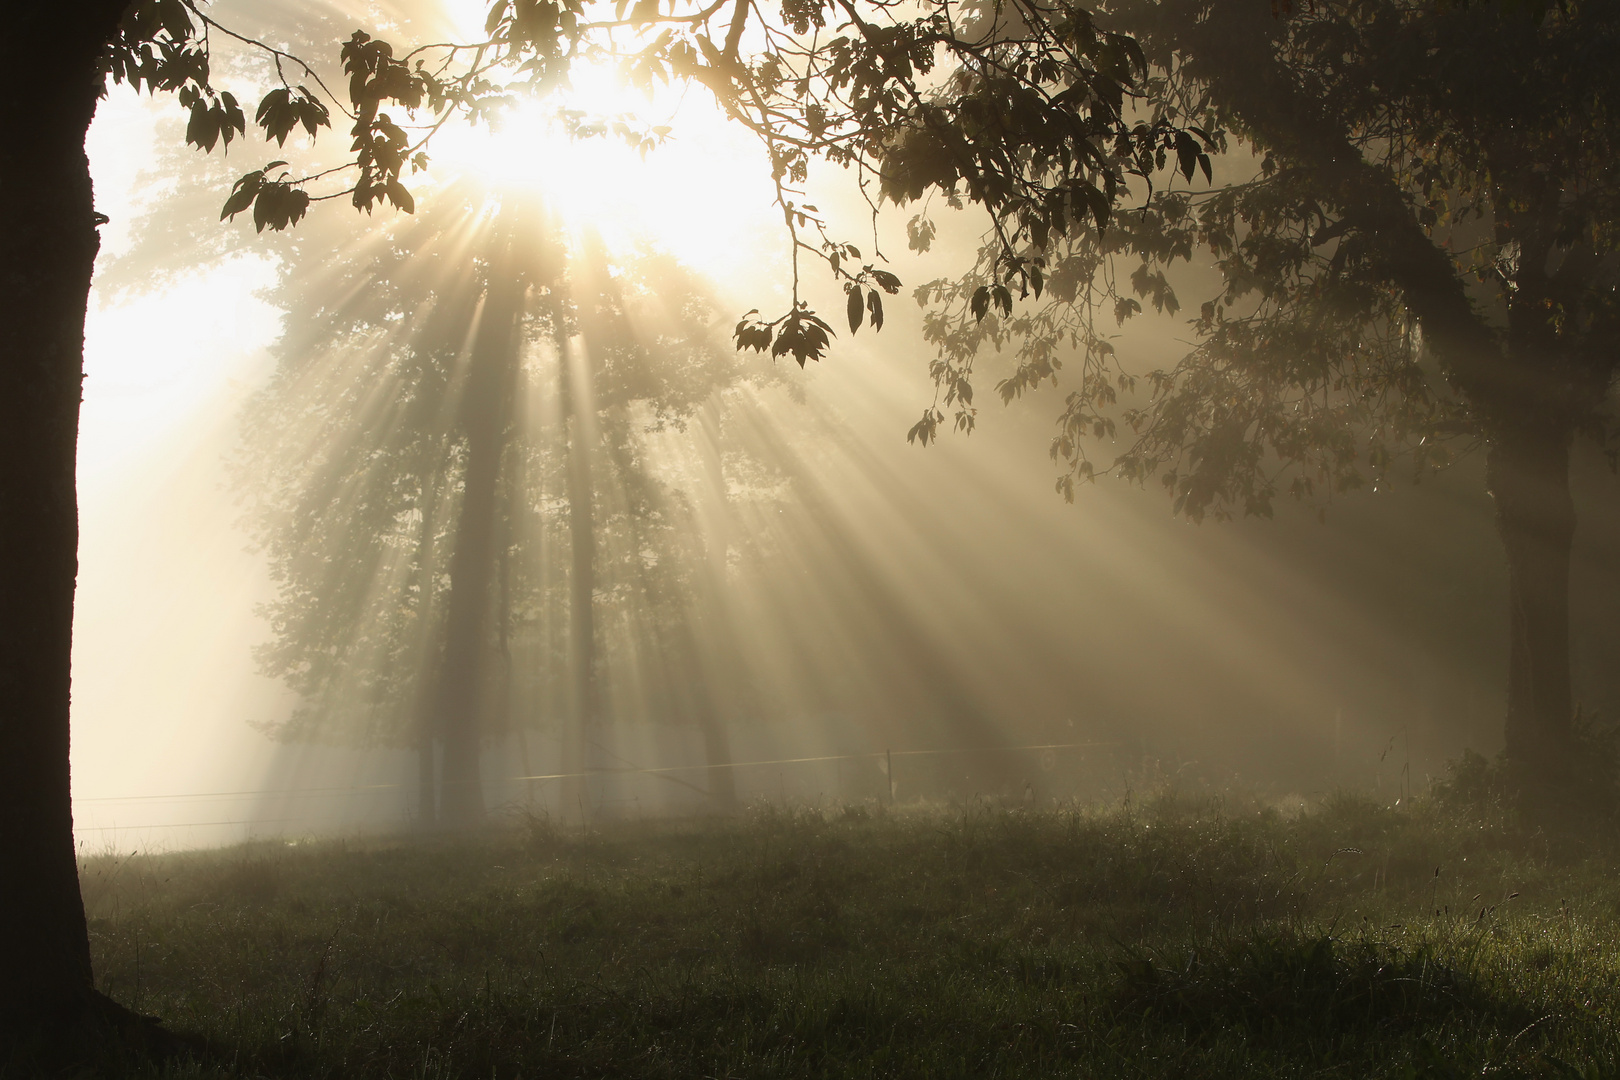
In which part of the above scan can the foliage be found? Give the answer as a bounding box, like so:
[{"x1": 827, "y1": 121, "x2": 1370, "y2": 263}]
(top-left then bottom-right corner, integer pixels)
[
  {"x1": 101, "y1": 0, "x2": 1208, "y2": 364},
  {"x1": 1436, "y1": 709, "x2": 1620, "y2": 822},
  {"x1": 67, "y1": 796, "x2": 1620, "y2": 1077},
  {"x1": 912, "y1": 0, "x2": 1620, "y2": 519}
]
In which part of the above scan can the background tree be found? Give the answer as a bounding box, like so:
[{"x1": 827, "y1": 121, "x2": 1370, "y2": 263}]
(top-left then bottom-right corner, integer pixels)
[
  {"x1": 240, "y1": 187, "x2": 767, "y2": 826},
  {"x1": 908, "y1": 0, "x2": 1620, "y2": 805}
]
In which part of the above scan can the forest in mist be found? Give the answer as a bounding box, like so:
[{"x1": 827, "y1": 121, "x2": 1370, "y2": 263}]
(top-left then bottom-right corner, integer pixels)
[
  {"x1": 66, "y1": 0, "x2": 1620, "y2": 847},
  {"x1": 3, "y1": 0, "x2": 1619, "y2": 1074}
]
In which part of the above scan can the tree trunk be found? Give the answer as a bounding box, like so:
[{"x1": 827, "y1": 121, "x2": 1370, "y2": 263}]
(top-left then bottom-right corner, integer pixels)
[
  {"x1": 1487, "y1": 417, "x2": 1577, "y2": 792},
  {"x1": 696, "y1": 401, "x2": 738, "y2": 810},
  {"x1": 0, "y1": 3, "x2": 131, "y2": 1023},
  {"x1": 699, "y1": 716, "x2": 738, "y2": 810},
  {"x1": 490, "y1": 446, "x2": 516, "y2": 780},
  {"x1": 435, "y1": 244, "x2": 524, "y2": 828},
  {"x1": 411, "y1": 459, "x2": 446, "y2": 829},
  {"x1": 560, "y1": 340, "x2": 600, "y2": 822}
]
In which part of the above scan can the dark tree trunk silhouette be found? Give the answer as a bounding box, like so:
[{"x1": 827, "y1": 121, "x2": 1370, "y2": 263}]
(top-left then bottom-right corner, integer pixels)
[
  {"x1": 435, "y1": 247, "x2": 525, "y2": 828},
  {"x1": 1488, "y1": 417, "x2": 1577, "y2": 788},
  {"x1": 0, "y1": 1, "x2": 136, "y2": 1024},
  {"x1": 1140, "y1": 0, "x2": 1590, "y2": 796}
]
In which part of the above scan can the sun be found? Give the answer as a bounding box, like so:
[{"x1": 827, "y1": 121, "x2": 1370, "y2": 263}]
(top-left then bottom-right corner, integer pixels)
[{"x1": 424, "y1": 63, "x2": 778, "y2": 287}]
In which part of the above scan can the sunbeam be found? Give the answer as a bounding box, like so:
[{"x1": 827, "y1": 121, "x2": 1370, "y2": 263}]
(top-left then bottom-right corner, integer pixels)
[{"x1": 65, "y1": 0, "x2": 1620, "y2": 854}]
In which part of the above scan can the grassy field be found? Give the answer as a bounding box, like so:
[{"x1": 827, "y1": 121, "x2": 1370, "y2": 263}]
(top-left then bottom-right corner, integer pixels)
[{"x1": 43, "y1": 792, "x2": 1620, "y2": 1078}]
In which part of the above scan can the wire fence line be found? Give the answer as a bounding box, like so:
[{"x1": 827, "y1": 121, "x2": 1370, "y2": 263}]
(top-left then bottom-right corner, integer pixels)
[
  {"x1": 514, "y1": 741, "x2": 1118, "y2": 783},
  {"x1": 73, "y1": 740, "x2": 1120, "y2": 835}
]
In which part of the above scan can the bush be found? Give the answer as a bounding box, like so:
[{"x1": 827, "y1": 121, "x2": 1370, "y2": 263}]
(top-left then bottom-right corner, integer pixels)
[{"x1": 1435, "y1": 708, "x2": 1620, "y2": 827}]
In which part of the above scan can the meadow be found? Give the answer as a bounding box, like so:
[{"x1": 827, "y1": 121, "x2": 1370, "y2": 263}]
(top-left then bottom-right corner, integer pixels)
[{"x1": 40, "y1": 791, "x2": 1620, "y2": 1078}]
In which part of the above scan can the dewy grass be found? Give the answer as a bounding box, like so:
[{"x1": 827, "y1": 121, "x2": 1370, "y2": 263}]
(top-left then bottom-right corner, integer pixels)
[{"x1": 47, "y1": 793, "x2": 1620, "y2": 1078}]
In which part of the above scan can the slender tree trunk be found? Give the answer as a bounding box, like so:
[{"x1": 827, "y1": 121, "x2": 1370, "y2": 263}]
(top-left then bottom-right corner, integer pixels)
[
  {"x1": 491, "y1": 447, "x2": 516, "y2": 780},
  {"x1": 0, "y1": 3, "x2": 131, "y2": 1023},
  {"x1": 411, "y1": 460, "x2": 446, "y2": 829},
  {"x1": 560, "y1": 341, "x2": 600, "y2": 822},
  {"x1": 418, "y1": 727, "x2": 438, "y2": 827},
  {"x1": 1487, "y1": 416, "x2": 1577, "y2": 792},
  {"x1": 700, "y1": 717, "x2": 738, "y2": 810},
  {"x1": 436, "y1": 245, "x2": 524, "y2": 828},
  {"x1": 696, "y1": 401, "x2": 738, "y2": 810}
]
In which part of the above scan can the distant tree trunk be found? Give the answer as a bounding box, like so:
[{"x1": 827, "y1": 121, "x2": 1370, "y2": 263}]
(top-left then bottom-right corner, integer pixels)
[
  {"x1": 411, "y1": 460, "x2": 446, "y2": 829},
  {"x1": 435, "y1": 247, "x2": 525, "y2": 828},
  {"x1": 491, "y1": 445, "x2": 517, "y2": 778},
  {"x1": 560, "y1": 342, "x2": 600, "y2": 821},
  {"x1": 0, "y1": 3, "x2": 132, "y2": 1024},
  {"x1": 1487, "y1": 416, "x2": 1577, "y2": 791},
  {"x1": 417, "y1": 726, "x2": 438, "y2": 827},
  {"x1": 700, "y1": 717, "x2": 738, "y2": 810},
  {"x1": 696, "y1": 401, "x2": 738, "y2": 811}
]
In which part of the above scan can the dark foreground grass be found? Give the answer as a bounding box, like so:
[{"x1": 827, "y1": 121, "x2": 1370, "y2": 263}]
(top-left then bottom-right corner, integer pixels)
[{"x1": 35, "y1": 792, "x2": 1620, "y2": 1078}]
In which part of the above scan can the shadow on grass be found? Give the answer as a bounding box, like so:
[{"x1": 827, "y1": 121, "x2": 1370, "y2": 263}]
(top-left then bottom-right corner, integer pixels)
[{"x1": 1112, "y1": 930, "x2": 1524, "y2": 1037}]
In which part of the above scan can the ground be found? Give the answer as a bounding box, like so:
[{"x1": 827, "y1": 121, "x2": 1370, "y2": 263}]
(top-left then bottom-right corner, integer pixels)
[{"x1": 53, "y1": 792, "x2": 1620, "y2": 1077}]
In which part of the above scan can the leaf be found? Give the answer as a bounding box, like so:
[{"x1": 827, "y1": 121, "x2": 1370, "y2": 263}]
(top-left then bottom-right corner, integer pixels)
[
  {"x1": 867, "y1": 289, "x2": 884, "y2": 331},
  {"x1": 907, "y1": 214, "x2": 936, "y2": 252},
  {"x1": 770, "y1": 308, "x2": 834, "y2": 366},
  {"x1": 907, "y1": 408, "x2": 941, "y2": 446},
  {"x1": 256, "y1": 87, "x2": 295, "y2": 145},
  {"x1": 220, "y1": 169, "x2": 266, "y2": 221},
  {"x1": 847, "y1": 287, "x2": 864, "y2": 332},
  {"x1": 970, "y1": 285, "x2": 991, "y2": 322},
  {"x1": 869, "y1": 269, "x2": 901, "y2": 293},
  {"x1": 250, "y1": 182, "x2": 310, "y2": 232},
  {"x1": 1174, "y1": 131, "x2": 1199, "y2": 181},
  {"x1": 385, "y1": 178, "x2": 416, "y2": 214},
  {"x1": 733, "y1": 311, "x2": 773, "y2": 352}
]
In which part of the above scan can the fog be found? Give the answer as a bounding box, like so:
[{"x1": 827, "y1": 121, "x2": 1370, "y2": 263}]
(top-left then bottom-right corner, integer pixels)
[{"x1": 68, "y1": 2, "x2": 1620, "y2": 852}]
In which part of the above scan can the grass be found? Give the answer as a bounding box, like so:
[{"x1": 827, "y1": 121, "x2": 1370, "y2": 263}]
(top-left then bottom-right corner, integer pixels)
[{"x1": 37, "y1": 791, "x2": 1620, "y2": 1078}]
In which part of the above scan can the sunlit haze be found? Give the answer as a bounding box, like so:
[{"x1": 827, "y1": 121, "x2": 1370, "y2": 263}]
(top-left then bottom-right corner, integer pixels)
[{"x1": 67, "y1": 0, "x2": 1620, "y2": 854}]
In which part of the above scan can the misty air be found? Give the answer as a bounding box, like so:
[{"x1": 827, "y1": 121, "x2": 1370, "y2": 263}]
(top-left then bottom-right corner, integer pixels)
[{"x1": 3, "y1": 0, "x2": 1619, "y2": 1075}]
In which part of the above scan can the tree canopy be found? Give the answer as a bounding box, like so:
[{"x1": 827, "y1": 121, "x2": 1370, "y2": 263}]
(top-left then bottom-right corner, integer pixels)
[
  {"x1": 907, "y1": 0, "x2": 1619, "y2": 799},
  {"x1": 102, "y1": 0, "x2": 1205, "y2": 361}
]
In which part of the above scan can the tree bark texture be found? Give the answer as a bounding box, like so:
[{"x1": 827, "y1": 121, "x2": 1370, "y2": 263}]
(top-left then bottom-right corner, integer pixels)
[
  {"x1": 435, "y1": 250, "x2": 524, "y2": 828},
  {"x1": 0, "y1": 2, "x2": 131, "y2": 1022},
  {"x1": 1487, "y1": 418, "x2": 1577, "y2": 786}
]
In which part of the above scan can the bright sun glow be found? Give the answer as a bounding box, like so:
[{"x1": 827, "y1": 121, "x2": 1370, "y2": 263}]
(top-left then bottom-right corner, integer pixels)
[{"x1": 426, "y1": 65, "x2": 781, "y2": 289}]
